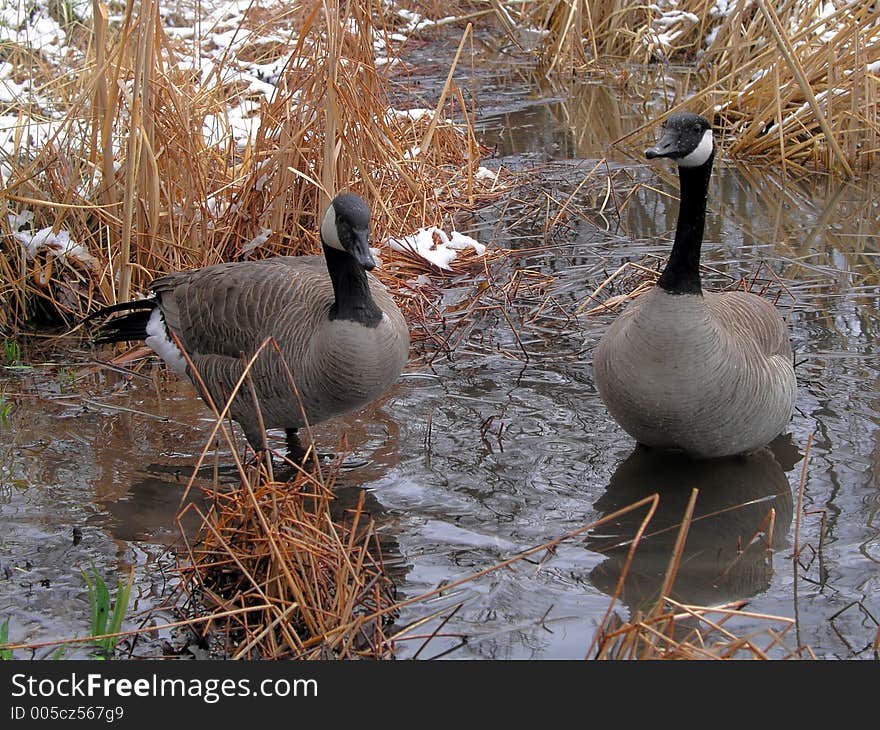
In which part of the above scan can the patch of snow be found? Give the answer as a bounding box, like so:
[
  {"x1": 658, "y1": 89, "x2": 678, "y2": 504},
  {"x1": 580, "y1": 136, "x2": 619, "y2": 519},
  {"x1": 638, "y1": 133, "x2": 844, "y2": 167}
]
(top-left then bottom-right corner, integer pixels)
[
  {"x1": 387, "y1": 227, "x2": 486, "y2": 270},
  {"x1": 9, "y1": 213, "x2": 98, "y2": 268},
  {"x1": 475, "y1": 167, "x2": 497, "y2": 181}
]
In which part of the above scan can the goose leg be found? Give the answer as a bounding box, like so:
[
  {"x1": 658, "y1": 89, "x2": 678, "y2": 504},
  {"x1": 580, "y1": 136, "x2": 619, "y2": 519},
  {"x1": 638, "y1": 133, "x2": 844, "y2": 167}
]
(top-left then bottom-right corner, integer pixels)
[
  {"x1": 285, "y1": 428, "x2": 333, "y2": 465},
  {"x1": 286, "y1": 428, "x2": 308, "y2": 463},
  {"x1": 285, "y1": 429, "x2": 367, "y2": 469}
]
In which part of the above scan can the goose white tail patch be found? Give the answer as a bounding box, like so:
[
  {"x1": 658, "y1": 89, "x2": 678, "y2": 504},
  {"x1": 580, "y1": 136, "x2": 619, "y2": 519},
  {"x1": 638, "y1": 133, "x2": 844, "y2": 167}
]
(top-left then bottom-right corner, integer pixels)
[
  {"x1": 321, "y1": 204, "x2": 344, "y2": 251},
  {"x1": 676, "y1": 129, "x2": 714, "y2": 168},
  {"x1": 144, "y1": 307, "x2": 189, "y2": 376}
]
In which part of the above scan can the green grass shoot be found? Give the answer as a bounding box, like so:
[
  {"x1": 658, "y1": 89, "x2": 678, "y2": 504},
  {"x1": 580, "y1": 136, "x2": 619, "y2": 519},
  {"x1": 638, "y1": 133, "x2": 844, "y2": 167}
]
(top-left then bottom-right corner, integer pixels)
[
  {"x1": 1, "y1": 616, "x2": 12, "y2": 660},
  {"x1": 82, "y1": 563, "x2": 134, "y2": 657}
]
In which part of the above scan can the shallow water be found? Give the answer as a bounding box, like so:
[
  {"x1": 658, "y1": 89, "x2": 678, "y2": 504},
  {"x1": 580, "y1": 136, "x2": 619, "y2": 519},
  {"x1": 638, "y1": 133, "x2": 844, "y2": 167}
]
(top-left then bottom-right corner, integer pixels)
[{"x1": 2, "y1": 69, "x2": 879, "y2": 659}]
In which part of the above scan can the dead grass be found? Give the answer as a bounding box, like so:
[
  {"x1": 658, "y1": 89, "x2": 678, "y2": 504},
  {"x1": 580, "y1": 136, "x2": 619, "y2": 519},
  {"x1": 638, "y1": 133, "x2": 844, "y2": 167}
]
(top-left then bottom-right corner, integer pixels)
[
  {"x1": 0, "y1": 1, "x2": 512, "y2": 334},
  {"x1": 575, "y1": 255, "x2": 795, "y2": 318},
  {"x1": 518, "y1": 0, "x2": 724, "y2": 71},
  {"x1": 4, "y1": 1, "x2": 878, "y2": 335},
  {"x1": 176, "y1": 460, "x2": 398, "y2": 660},
  {"x1": 592, "y1": 599, "x2": 810, "y2": 659},
  {"x1": 521, "y1": 1, "x2": 880, "y2": 174},
  {"x1": 588, "y1": 460, "x2": 814, "y2": 660},
  {"x1": 697, "y1": 1, "x2": 880, "y2": 175}
]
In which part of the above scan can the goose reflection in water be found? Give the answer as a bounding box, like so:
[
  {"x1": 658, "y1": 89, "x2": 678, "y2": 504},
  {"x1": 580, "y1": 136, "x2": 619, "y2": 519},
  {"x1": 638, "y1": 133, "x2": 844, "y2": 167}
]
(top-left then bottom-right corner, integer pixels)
[{"x1": 586, "y1": 435, "x2": 799, "y2": 613}]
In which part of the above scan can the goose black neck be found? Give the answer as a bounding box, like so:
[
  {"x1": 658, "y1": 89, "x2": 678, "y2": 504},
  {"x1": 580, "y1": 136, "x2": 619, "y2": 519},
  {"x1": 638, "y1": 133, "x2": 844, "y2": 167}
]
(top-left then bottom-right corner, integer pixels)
[
  {"x1": 323, "y1": 245, "x2": 383, "y2": 327},
  {"x1": 657, "y1": 153, "x2": 713, "y2": 295}
]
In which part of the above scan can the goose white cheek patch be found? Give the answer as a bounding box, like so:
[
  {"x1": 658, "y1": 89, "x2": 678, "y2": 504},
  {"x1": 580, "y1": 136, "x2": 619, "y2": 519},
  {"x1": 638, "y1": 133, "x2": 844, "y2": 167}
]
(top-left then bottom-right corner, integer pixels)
[
  {"x1": 321, "y1": 205, "x2": 344, "y2": 251},
  {"x1": 676, "y1": 129, "x2": 714, "y2": 167}
]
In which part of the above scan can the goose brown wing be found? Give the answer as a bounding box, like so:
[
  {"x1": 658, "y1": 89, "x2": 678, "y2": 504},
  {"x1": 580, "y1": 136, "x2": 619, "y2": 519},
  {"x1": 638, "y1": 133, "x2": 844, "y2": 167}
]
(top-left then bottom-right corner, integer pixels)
[
  {"x1": 705, "y1": 290, "x2": 792, "y2": 360},
  {"x1": 150, "y1": 256, "x2": 331, "y2": 358}
]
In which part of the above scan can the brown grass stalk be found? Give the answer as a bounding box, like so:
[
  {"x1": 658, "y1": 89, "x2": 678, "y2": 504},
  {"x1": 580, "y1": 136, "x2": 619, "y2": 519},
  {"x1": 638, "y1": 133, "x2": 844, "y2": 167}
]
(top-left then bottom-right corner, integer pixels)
[
  {"x1": 1, "y1": 0, "x2": 511, "y2": 336},
  {"x1": 522, "y1": 1, "x2": 880, "y2": 173}
]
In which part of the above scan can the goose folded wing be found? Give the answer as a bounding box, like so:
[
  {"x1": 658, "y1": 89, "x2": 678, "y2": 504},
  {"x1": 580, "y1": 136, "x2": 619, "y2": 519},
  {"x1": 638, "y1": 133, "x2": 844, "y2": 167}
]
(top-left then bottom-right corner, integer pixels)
[
  {"x1": 150, "y1": 257, "x2": 330, "y2": 360},
  {"x1": 706, "y1": 291, "x2": 792, "y2": 360}
]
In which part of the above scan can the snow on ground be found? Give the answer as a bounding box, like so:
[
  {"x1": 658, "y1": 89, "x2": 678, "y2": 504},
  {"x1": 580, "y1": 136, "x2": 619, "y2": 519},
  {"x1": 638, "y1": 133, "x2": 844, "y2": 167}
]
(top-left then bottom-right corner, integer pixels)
[
  {"x1": 387, "y1": 227, "x2": 486, "y2": 270},
  {"x1": 8, "y1": 210, "x2": 98, "y2": 275}
]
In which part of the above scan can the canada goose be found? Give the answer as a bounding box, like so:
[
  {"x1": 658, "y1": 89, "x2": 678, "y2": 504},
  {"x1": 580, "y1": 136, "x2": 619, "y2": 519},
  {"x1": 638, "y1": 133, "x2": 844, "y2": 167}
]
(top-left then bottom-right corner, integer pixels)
[
  {"x1": 593, "y1": 112, "x2": 796, "y2": 459},
  {"x1": 89, "y1": 192, "x2": 410, "y2": 459}
]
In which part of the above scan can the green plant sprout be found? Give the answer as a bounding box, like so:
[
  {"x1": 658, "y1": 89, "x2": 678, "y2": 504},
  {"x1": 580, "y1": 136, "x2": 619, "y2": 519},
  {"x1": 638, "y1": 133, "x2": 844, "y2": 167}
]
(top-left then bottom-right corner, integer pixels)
[{"x1": 82, "y1": 563, "x2": 134, "y2": 657}]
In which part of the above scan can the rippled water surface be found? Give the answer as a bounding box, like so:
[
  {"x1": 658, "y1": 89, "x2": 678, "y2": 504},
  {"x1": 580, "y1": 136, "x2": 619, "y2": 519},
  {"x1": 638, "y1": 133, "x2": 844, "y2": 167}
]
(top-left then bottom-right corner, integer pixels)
[{"x1": 2, "y1": 62, "x2": 879, "y2": 660}]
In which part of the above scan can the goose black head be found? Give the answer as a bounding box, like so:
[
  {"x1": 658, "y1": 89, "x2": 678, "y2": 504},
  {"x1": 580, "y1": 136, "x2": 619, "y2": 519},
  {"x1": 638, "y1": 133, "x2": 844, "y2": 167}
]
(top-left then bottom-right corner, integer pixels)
[
  {"x1": 645, "y1": 112, "x2": 714, "y2": 168},
  {"x1": 321, "y1": 192, "x2": 375, "y2": 270}
]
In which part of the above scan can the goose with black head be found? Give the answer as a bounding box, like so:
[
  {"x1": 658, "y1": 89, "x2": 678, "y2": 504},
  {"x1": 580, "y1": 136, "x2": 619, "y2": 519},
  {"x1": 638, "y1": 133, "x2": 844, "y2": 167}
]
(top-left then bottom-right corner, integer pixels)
[
  {"x1": 593, "y1": 112, "x2": 797, "y2": 459},
  {"x1": 89, "y1": 192, "x2": 410, "y2": 460}
]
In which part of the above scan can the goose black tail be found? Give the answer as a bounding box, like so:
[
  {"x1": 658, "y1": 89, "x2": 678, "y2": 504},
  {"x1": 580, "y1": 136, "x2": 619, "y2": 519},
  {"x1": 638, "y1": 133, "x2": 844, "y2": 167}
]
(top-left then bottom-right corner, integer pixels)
[{"x1": 84, "y1": 300, "x2": 156, "y2": 345}]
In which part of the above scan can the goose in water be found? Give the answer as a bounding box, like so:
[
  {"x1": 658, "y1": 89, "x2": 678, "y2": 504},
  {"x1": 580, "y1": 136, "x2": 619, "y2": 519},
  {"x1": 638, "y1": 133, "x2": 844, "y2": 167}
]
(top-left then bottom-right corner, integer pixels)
[
  {"x1": 89, "y1": 192, "x2": 410, "y2": 460},
  {"x1": 593, "y1": 112, "x2": 796, "y2": 459}
]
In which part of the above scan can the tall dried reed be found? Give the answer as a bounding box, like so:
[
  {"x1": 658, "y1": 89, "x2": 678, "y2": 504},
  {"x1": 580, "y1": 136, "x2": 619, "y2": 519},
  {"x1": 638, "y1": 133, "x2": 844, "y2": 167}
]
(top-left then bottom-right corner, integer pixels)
[
  {"x1": 523, "y1": 1, "x2": 880, "y2": 174},
  {"x1": 0, "y1": 0, "x2": 503, "y2": 333}
]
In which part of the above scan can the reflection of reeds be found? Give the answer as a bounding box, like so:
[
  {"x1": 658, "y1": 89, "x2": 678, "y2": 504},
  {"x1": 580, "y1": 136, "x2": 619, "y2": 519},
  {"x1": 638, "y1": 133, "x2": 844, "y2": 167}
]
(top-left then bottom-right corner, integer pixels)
[
  {"x1": 527, "y1": 1, "x2": 880, "y2": 173},
  {"x1": 529, "y1": 74, "x2": 651, "y2": 159},
  {"x1": 562, "y1": 155, "x2": 879, "y2": 340},
  {"x1": 700, "y1": 163, "x2": 880, "y2": 343}
]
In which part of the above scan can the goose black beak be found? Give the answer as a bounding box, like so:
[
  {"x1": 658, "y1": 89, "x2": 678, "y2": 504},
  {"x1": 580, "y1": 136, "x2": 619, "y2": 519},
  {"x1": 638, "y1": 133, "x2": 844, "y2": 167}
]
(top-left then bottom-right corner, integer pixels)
[
  {"x1": 351, "y1": 229, "x2": 376, "y2": 271},
  {"x1": 645, "y1": 129, "x2": 679, "y2": 160}
]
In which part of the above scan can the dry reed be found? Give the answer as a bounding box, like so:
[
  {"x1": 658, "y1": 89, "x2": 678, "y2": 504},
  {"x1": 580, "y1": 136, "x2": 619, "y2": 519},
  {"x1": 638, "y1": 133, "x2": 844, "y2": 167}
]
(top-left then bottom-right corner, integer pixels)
[
  {"x1": 521, "y1": 1, "x2": 880, "y2": 174},
  {"x1": 175, "y1": 462, "x2": 397, "y2": 660},
  {"x1": 589, "y1": 486, "x2": 812, "y2": 660},
  {"x1": 520, "y1": 0, "x2": 722, "y2": 70},
  {"x1": 697, "y1": 0, "x2": 880, "y2": 175},
  {"x1": 592, "y1": 598, "x2": 811, "y2": 659},
  {"x1": 575, "y1": 254, "x2": 794, "y2": 318},
  {"x1": 0, "y1": 0, "x2": 511, "y2": 334}
]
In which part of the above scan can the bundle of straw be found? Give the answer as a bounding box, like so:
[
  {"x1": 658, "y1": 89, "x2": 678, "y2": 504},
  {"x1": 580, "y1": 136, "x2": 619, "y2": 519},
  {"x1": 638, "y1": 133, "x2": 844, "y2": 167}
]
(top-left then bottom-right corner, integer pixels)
[{"x1": 177, "y1": 463, "x2": 397, "y2": 660}]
